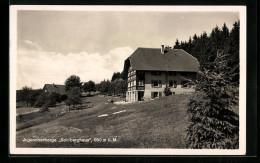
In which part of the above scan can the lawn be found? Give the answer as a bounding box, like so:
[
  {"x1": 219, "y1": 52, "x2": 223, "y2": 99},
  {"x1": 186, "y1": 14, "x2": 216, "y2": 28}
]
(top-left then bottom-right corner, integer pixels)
[{"x1": 16, "y1": 94, "x2": 236, "y2": 148}]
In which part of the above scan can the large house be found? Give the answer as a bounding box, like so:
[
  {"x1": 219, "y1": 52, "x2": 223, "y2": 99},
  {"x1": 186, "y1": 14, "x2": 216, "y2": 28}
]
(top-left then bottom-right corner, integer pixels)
[
  {"x1": 123, "y1": 45, "x2": 200, "y2": 102},
  {"x1": 43, "y1": 84, "x2": 66, "y2": 95}
]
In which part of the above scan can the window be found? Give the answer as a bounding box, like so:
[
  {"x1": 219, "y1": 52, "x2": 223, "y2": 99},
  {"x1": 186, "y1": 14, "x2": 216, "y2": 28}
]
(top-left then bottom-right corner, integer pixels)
[
  {"x1": 152, "y1": 80, "x2": 162, "y2": 87},
  {"x1": 131, "y1": 81, "x2": 135, "y2": 87},
  {"x1": 151, "y1": 92, "x2": 162, "y2": 99},
  {"x1": 169, "y1": 80, "x2": 177, "y2": 88},
  {"x1": 154, "y1": 80, "x2": 159, "y2": 87},
  {"x1": 138, "y1": 80, "x2": 144, "y2": 86},
  {"x1": 154, "y1": 92, "x2": 158, "y2": 98},
  {"x1": 137, "y1": 71, "x2": 144, "y2": 75},
  {"x1": 169, "y1": 80, "x2": 173, "y2": 87},
  {"x1": 151, "y1": 71, "x2": 161, "y2": 76},
  {"x1": 173, "y1": 81, "x2": 177, "y2": 88}
]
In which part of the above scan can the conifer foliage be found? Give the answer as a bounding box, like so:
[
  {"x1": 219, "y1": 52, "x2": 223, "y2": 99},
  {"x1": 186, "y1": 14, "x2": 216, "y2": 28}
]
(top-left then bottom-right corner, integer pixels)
[
  {"x1": 173, "y1": 21, "x2": 240, "y2": 83},
  {"x1": 181, "y1": 21, "x2": 240, "y2": 149},
  {"x1": 186, "y1": 51, "x2": 239, "y2": 149}
]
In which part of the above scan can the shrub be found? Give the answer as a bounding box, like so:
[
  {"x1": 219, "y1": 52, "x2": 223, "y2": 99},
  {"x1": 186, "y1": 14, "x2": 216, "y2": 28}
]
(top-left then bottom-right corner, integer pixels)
[
  {"x1": 61, "y1": 94, "x2": 68, "y2": 101},
  {"x1": 39, "y1": 103, "x2": 49, "y2": 113},
  {"x1": 163, "y1": 86, "x2": 171, "y2": 96},
  {"x1": 34, "y1": 92, "x2": 56, "y2": 108},
  {"x1": 17, "y1": 113, "x2": 23, "y2": 119},
  {"x1": 50, "y1": 92, "x2": 62, "y2": 103},
  {"x1": 28, "y1": 89, "x2": 43, "y2": 106}
]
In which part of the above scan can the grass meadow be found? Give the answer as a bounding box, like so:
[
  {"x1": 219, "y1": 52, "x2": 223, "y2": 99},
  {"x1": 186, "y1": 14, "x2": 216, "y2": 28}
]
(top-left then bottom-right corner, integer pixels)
[{"x1": 16, "y1": 94, "x2": 238, "y2": 148}]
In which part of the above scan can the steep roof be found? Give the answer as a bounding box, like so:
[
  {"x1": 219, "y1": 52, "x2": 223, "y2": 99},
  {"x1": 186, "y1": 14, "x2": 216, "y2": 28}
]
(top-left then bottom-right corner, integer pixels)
[
  {"x1": 43, "y1": 84, "x2": 66, "y2": 94},
  {"x1": 125, "y1": 48, "x2": 199, "y2": 72}
]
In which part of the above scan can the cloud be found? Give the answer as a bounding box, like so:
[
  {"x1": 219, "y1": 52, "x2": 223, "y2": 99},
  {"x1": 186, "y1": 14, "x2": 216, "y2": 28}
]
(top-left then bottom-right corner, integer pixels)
[
  {"x1": 16, "y1": 40, "x2": 134, "y2": 89},
  {"x1": 19, "y1": 40, "x2": 42, "y2": 51}
]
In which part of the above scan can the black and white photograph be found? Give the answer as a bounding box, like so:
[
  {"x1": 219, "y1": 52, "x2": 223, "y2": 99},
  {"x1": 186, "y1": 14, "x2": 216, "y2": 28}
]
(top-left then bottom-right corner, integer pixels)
[{"x1": 9, "y1": 5, "x2": 246, "y2": 155}]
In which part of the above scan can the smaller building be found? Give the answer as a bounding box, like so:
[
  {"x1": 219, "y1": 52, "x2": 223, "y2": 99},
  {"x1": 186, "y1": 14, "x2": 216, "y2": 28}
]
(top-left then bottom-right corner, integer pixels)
[{"x1": 43, "y1": 84, "x2": 66, "y2": 95}]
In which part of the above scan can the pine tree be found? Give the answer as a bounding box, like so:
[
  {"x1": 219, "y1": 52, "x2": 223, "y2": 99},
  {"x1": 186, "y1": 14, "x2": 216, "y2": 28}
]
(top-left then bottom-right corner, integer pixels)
[
  {"x1": 187, "y1": 37, "x2": 192, "y2": 53},
  {"x1": 186, "y1": 51, "x2": 239, "y2": 149},
  {"x1": 173, "y1": 39, "x2": 180, "y2": 49},
  {"x1": 227, "y1": 21, "x2": 240, "y2": 83}
]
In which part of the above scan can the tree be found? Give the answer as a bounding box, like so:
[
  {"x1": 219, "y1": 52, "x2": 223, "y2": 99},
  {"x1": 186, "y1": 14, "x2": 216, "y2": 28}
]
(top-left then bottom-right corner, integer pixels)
[
  {"x1": 61, "y1": 94, "x2": 68, "y2": 101},
  {"x1": 220, "y1": 23, "x2": 229, "y2": 50},
  {"x1": 193, "y1": 34, "x2": 198, "y2": 42},
  {"x1": 187, "y1": 37, "x2": 193, "y2": 53},
  {"x1": 20, "y1": 86, "x2": 32, "y2": 106},
  {"x1": 173, "y1": 39, "x2": 180, "y2": 49},
  {"x1": 226, "y1": 21, "x2": 240, "y2": 83},
  {"x1": 186, "y1": 51, "x2": 239, "y2": 149},
  {"x1": 28, "y1": 89, "x2": 43, "y2": 107},
  {"x1": 50, "y1": 92, "x2": 62, "y2": 103},
  {"x1": 64, "y1": 75, "x2": 82, "y2": 91},
  {"x1": 163, "y1": 86, "x2": 171, "y2": 96},
  {"x1": 111, "y1": 72, "x2": 121, "y2": 81},
  {"x1": 99, "y1": 80, "x2": 111, "y2": 95},
  {"x1": 95, "y1": 83, "x2": 101, "y2": 92},
  {"x1": 65, "y1": 87, "x2": 82, "y2": 110},
  {"x1": 112, "y1": 78, "x2": 127, "y2": 96},
  {"x1": 108, "y1": 80, "x2": 116, "y2": 96},
  {"x1": 83, "y1": 80, "x2": 96, "y2": 95},
  {"x1": 34, "y1": 92, "x2": 56, "y2": 108}
]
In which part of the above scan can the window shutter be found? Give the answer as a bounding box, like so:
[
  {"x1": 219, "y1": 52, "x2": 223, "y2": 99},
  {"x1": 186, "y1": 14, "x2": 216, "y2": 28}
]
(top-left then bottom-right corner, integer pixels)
[
  {"x1": 151, "y1": 92, "x2": 154, "y2": 99},
  {"x1": 151, "y1": 80, "x2": 154, "y2": 87},
  {"x1": 159, "y1": 92, "x2": 162, "y2": 97}
]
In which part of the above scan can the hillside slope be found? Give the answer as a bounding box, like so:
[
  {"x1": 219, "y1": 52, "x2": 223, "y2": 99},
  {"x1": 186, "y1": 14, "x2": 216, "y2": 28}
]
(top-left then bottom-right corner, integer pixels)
[{"x1": 16, "y1": 94, "x2": 193, "y2": 148}]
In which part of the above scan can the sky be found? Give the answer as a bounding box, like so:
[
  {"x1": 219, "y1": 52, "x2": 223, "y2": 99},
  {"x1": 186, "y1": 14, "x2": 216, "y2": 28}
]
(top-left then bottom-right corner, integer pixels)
[{"x1": 17, "y1": 10, "x2": 239, "y2": 89}]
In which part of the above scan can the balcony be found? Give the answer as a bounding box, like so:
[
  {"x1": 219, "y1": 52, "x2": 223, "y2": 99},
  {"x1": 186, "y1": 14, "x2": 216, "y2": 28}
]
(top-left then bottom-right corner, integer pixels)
[{"x1": 128, "y1": 76, "x2": 136, "y2": 82}]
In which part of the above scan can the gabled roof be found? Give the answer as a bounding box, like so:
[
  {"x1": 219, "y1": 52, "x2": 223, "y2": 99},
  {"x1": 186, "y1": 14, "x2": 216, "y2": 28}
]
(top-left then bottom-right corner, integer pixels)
[
  {"x1": 43, "y1": 84, "x2": 66, "y2": 95},
  {"x1": 125, "y1": 48, "x2": 199, "y2": 72}
]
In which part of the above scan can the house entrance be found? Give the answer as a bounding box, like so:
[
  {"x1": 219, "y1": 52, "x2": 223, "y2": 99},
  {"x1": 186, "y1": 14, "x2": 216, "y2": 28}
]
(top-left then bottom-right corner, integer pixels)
[{"x1": 138, "y1": 91, "x2": 144, "y2": 101}]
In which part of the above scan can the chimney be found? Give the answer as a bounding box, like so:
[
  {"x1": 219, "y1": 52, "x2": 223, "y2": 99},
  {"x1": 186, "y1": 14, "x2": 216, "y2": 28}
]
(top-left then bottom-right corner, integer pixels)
[{"x1": 161, "y1": 45, "x2": 165, "y2": 54}]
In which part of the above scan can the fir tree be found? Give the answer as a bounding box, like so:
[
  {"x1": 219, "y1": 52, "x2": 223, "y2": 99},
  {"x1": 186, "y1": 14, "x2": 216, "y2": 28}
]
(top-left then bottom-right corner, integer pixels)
[
  {"x1": 186, "y1": 51, "x2": 239, "y2": 149},
  {"x1": 173, "y1": 39, "x2": 180, "y2": 49}
]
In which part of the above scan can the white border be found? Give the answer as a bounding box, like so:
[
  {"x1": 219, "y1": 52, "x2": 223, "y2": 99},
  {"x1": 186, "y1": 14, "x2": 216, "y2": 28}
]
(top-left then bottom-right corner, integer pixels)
[{"x1": 9, "y1": 5, "x2": 246, "y2": 155}]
